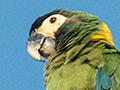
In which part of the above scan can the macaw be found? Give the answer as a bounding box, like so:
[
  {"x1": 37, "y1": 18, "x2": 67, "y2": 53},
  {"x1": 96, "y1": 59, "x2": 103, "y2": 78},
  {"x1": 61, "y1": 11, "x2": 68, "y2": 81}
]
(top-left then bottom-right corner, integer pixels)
[{"x1": 26, "y1": 9, "x2": 120, "y2": 90}]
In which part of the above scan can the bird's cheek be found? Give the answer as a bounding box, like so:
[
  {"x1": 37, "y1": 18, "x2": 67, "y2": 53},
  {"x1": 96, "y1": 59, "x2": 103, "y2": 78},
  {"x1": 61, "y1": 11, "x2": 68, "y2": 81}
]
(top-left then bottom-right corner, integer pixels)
[{"x1": 35, "y1": 25, "x2": 58, "y2": 39}]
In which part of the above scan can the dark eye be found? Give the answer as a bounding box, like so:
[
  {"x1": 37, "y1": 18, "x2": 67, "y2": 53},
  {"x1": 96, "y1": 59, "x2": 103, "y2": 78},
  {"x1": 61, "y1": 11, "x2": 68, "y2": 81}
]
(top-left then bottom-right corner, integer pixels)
[{"x1": 50, "y1": 17, "x2": 57, "y2": 23}]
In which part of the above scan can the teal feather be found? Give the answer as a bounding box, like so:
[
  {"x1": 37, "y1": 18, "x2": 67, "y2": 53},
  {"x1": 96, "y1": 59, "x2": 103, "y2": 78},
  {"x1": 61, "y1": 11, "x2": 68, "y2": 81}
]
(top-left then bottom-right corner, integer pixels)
[
  {"x1": 96, "y1": 68, "x2": 102, "y2": 90},
  {"x1": 96, "y1": 68, "x2": 111, "y2": 90},
  {"x1": 101, "y1": 68, "x2": 111, "y2": 89}
]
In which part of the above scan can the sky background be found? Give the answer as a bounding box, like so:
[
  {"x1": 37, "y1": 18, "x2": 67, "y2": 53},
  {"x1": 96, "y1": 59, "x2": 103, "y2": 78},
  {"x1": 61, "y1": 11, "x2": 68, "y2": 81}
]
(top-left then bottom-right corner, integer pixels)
[{"x1": 0, "y1": 0, "x2": 120, "y2": 90}]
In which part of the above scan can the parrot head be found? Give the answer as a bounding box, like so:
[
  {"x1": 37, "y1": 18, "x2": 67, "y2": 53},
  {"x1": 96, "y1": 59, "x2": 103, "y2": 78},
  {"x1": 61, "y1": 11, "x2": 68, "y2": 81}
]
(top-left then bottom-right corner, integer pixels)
[{"x1": 26, "y1": 9, "x2": 114, "y2": 62}]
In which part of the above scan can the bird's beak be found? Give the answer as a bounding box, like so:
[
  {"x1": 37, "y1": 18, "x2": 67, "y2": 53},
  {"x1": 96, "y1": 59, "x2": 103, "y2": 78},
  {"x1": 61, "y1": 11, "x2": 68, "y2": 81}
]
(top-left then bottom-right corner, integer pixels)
[{"x1": 26, "y1": 33, "x2": 56, "y2": 62}]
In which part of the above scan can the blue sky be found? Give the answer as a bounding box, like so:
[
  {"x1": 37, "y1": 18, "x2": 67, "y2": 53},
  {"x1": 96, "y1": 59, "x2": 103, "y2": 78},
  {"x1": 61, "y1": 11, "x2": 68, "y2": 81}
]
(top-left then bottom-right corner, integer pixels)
[{"x1": 0, "y1": 0, "x2": 120, "y2": 90}]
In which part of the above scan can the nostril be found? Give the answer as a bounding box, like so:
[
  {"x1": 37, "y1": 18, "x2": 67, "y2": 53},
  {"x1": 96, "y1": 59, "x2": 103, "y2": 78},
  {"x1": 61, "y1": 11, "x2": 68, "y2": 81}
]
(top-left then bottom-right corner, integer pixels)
[{"x1": 34, "y1": 34, "x2": 45, "y2": 41}]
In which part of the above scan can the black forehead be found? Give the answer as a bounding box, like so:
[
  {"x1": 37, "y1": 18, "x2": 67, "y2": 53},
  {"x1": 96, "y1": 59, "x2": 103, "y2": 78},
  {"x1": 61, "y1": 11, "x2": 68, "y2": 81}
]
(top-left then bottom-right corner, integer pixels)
[
  {"x1": 29, "y1": 16, "x2": 49, "y2": 35},
  {"x1": 29, "y1": 9, "x2": 64, "y2": 35}
]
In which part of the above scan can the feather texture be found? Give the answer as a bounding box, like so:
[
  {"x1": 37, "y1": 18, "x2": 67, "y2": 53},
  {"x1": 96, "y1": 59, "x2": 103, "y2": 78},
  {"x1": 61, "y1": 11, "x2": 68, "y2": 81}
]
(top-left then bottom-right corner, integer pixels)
[{"x1": 27, "y1": 9, "x2": 120, "y2": 90}]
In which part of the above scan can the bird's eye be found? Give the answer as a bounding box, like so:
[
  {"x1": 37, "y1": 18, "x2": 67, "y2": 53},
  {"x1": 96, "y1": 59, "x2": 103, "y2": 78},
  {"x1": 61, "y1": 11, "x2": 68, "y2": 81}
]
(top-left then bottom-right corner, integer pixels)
[{"x1": 50, "y1": 17, "x2": 57, "y2": 23}]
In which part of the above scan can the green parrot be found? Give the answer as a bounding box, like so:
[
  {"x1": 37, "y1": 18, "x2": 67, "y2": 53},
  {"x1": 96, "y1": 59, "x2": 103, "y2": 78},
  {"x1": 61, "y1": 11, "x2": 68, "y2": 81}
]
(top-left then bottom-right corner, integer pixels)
[{"x1": 26, "y1": 9, "x2": 120, "y2": 90}]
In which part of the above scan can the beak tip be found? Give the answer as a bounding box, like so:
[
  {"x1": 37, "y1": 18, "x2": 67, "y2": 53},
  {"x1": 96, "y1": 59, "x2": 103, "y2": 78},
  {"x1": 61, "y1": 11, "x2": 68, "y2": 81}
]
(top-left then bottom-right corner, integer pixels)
[
  {"x1": 26, "y1": 42, "x2": 44, "y2": 62},
  {"x1": 38, "y1": 57, "x2": 45, "y2": 62}
]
